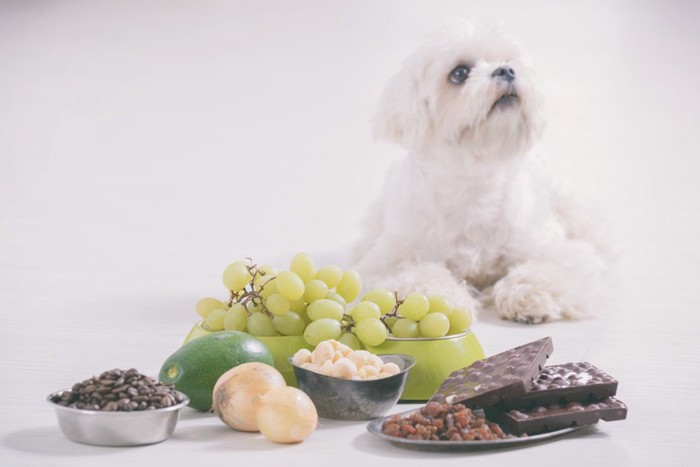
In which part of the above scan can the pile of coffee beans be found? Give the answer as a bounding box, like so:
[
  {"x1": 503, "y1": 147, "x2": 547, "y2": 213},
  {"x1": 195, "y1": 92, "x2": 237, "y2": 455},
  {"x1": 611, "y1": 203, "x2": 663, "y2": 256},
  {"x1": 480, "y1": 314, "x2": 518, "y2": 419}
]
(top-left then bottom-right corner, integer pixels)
[
  {"x1": 51, "y1": 368, "x2": 186, "y2": 411},
  {"x1": 382, "y1": 402, "x2": 518, "y2": 441}
]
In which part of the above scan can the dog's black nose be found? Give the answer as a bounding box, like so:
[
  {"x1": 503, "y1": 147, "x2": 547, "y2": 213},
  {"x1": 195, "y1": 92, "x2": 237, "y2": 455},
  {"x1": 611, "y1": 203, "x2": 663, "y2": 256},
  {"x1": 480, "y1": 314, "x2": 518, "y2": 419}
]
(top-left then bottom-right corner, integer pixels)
[{"x1": 492, "y1": 66, "x2": 515, "y2": 82}]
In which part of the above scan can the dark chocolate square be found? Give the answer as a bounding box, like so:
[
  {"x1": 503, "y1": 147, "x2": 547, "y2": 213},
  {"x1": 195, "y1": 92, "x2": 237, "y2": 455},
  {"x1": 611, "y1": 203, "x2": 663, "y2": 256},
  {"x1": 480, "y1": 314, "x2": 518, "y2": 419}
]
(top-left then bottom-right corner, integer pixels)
[{"x1": 430, "y1": 336, "x2": 553, "y2": 408}]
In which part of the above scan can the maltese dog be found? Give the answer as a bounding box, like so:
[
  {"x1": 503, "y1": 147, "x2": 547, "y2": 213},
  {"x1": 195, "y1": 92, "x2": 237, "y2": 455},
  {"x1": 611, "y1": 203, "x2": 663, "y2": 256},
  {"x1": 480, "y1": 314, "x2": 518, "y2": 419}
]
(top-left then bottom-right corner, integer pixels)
[{"x1": 353, "y1": 23, "x2": 611, "y2": 324}]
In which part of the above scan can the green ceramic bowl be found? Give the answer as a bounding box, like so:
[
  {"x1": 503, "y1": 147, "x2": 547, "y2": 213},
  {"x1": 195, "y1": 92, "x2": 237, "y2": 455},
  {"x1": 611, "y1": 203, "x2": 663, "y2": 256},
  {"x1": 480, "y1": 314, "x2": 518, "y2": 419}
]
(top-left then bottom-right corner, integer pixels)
[
  {"x1": 363, "y1": 331, "x2": 484, "y2": 402},
  {"x1": 183, "y1": 321, "x2": 483, "y2": 400},
  {"x1": 183, "y1": 321, "x2": 312, "y2": 387}
]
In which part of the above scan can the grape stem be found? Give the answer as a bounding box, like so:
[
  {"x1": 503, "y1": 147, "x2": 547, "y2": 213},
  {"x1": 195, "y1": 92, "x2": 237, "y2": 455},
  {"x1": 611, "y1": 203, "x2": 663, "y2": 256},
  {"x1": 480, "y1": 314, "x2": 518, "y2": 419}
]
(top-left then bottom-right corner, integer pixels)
[
  {"x1": 225, "y1": 261, "x2": 275, "y2": 318},
  {"x1": 377, "y1": 291, "x2": 403, "y2": 331}
]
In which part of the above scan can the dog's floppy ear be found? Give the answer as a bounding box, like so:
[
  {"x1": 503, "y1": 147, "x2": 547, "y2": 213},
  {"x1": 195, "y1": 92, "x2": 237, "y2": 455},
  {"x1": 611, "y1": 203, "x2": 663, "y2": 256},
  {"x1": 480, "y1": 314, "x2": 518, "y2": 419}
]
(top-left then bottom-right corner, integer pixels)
[{"x1": 373, "y1": 55, "x2": 434, "y2": 149}]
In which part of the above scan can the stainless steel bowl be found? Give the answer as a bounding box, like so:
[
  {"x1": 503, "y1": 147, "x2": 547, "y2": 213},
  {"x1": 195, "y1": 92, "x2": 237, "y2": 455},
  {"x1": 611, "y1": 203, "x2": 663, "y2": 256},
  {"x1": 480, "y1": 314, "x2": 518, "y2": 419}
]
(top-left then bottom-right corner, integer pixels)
[
  {"x1": 291, "y1": 353, "x2": 415, "y2": 421},
  {"x1": 47, "y1": 390, "x2": 189, "y2": 446}
]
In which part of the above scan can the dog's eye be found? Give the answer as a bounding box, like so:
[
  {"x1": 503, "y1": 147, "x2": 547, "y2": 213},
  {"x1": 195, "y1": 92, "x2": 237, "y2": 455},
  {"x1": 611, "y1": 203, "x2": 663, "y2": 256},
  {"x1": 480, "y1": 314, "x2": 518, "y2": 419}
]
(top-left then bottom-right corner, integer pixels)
[{"x1": 449, "y1": 65, "x2": 470, "y2": 84}]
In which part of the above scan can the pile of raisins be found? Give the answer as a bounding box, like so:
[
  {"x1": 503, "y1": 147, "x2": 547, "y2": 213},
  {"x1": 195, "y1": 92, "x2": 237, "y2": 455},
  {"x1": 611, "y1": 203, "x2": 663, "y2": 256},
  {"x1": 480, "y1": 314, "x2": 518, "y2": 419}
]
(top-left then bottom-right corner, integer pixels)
[{"x1": 382, "y1": 402, "x2": 518, "y2": 441}]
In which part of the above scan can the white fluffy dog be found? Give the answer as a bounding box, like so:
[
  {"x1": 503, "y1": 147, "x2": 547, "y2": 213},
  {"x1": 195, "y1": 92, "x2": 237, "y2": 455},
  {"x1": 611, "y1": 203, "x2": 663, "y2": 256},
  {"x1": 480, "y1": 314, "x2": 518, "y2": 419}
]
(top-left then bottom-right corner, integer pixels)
[{"x1": 353, "y1": 23, "x2": 611, "y2": 324}]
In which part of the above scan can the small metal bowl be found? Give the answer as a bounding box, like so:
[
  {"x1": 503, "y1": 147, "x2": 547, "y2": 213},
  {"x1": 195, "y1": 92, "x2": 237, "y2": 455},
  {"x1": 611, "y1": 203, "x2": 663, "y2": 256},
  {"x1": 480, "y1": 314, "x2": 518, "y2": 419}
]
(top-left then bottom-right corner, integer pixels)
[
  {"x1": 291, "y1": 353, "x2": 415, "y2": 421},
  {"x1": 47, "y1": 390, "x2": 189, "y2": 446}
]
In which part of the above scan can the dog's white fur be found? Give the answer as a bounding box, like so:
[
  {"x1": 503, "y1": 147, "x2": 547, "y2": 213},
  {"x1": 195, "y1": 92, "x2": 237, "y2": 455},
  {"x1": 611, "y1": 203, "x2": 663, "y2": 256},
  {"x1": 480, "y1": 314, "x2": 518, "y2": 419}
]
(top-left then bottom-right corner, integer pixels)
[{"x1": 353, "y1": 23, "x2": 612, "y2": 324}]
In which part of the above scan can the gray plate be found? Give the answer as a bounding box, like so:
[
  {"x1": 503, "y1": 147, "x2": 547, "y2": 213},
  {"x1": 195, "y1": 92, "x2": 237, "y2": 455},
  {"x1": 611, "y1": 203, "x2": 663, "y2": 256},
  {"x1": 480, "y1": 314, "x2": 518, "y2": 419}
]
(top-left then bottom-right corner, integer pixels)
[{"x1": 366, "y1": 408, "x2": 589, "y2": 451}]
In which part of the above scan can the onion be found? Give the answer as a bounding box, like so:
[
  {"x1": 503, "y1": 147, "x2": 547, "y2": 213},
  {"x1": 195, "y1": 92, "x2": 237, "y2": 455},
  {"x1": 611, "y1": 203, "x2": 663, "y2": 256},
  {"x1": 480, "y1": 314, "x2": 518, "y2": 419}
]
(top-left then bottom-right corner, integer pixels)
[
  {"x1": 255, "y1": 386, "x2": 318, "y2": 443},
  {"x1": 212, "y1": 362, "x2": 286, "y2": 432}
]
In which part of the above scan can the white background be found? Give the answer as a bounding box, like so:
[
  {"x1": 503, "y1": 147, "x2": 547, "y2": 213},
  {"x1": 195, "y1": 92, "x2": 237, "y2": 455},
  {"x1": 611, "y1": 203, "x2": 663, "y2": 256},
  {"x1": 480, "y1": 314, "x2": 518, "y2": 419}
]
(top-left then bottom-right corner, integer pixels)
[{"x1": 1, "y1": 1, "x2": 699, "y2": 466}]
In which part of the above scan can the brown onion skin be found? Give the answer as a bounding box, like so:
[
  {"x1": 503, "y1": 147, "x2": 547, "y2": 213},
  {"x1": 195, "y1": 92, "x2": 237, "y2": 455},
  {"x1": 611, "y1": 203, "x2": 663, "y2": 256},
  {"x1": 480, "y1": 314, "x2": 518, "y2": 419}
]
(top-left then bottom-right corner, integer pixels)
[{"x1": 212, "y1": 362, "x2": 286, "y2": 432}]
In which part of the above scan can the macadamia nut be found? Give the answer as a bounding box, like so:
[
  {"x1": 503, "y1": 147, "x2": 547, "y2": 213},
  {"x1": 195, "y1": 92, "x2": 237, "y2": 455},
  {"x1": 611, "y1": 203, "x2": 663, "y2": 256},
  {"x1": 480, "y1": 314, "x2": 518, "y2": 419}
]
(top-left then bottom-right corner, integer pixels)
[{"x1": 292, "y1": 339, "x2": 402, "y2": 381}]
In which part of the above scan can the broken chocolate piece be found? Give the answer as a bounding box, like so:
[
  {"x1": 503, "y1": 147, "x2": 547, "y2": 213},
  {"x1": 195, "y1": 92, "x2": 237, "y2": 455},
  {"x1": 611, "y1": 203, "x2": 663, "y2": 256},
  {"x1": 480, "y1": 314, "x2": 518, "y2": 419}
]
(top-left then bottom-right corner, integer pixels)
[
  {"x1": 486, "y1": 396, "x2": 627, "y2": 435},
  {"x1": 502, "y1": 362, "x2": 618, "y2": 409},
  {"x1": 430, "y1": 337, "x2": 553, "y2": 408}
]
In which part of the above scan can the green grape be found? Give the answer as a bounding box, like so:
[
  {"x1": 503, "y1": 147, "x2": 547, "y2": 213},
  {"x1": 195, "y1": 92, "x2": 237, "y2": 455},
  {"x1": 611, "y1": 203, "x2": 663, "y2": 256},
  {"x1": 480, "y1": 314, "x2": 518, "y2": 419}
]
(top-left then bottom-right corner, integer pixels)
[
  {"x1": 276, "y1": 271, "x2": 305, "y2": 301},
  {"x1": 397, "y1": 292, "x2": 430, "y2": 320},
  {"x1": 315, "y1": 265, "x2": 343, "y2": 289},
  {"x1": 362, "y1": 288, "x2": 396, "y2": 315},
  {"x1": 355, "y1": 318, "x2": 388, "y2": 346},
  {"x1": 265, "y1": 293, "x2": 290, "y2": 315},
  {"x1": 289, "y1": 298, "x2": 307, "y2": 313},
  {"x1": 419, "y1": 312, "x2": 450, "y2": 338},
  {"x1": 428, "y1": 294, "x2": 453, "y2": 316},
  {"x1": 325, "y1": 291, "x2": 347, "y2": 308},
  {"x1": 392, "y1": 318, "x2": 420, "y2": 338},
  {"x1": 349, "y1": 301, "x2": 381, "y2": 322},
  {"x1": 222, "y1": 263, "x2": 253, "y2": 292},
  {"x1": 224, "y1": 304, "x2": 247, "y2": 331},
  {"x1": 253, "y1": 264, "x2": 277, "y2": 288},
  {"x1": 303, "y1": 318, "x2": 342, "y2": 346},
  {"x1": 204, "y1": 308, "x2": 227, "y2": 331},
  {"x1": 448, "y1": 306, "x2": 473, "y2": 334},
  {"x1": 272, "y1": 311, "x2": 305, "y2": 336},
  {"x1": 260, "y1": 279, "x2": 279, "y2": 300},
  {"x1": 338, "y1": 332, "x2": 361, "y2": 350},
  {"x1": 247, "y1": 312, "x2": 280, "y2": 337},
  {"x1": 383, "y1": 316, "x2": 398, "y2": 331},
  {"x1": 222, "y1": 260, "x2": 246, "y2": 274},
  {"x1": 336, "y1": 269, "x2": 362, "y2": 303},
  {"x1": 290, "y1": 252, "x2": 316, "y2": 282},
  {"x1": 303, "y1": 279, "x2": 329, "y2": 303},
  {"x1": 307, "y1": 299, "x2": 344, "y2": 321},
  {"x1": 195, "y1": 297, "x2": 225, "y2": 319}
]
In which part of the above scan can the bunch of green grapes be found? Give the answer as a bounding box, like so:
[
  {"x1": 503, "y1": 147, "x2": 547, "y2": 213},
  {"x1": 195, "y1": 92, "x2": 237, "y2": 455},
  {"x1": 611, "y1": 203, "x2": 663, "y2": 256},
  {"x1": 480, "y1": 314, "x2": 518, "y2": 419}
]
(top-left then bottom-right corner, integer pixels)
[
  {"x1": 194, "y1": 253, "x2": 363, "y2": 346},
  {"x1": 194, "y1": 253, "x2": 473, "y2": 349},
  {"x1": 343, "y1": 289, "x2": 473, "y2": 347}
]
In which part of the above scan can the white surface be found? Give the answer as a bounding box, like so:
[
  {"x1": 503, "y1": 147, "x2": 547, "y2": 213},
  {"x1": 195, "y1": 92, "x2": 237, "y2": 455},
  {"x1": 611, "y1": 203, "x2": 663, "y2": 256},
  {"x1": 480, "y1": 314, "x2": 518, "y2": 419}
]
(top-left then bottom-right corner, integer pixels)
[{"x1": 1, "y1": 1, "x2": 699, "y2": 466}]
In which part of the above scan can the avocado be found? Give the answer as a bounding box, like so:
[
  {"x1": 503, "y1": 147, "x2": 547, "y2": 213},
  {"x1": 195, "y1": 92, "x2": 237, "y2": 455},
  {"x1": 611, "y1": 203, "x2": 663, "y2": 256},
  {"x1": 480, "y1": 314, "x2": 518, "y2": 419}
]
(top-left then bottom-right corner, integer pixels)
[{"x1": 159, "y1": 331, "x2": 273, "y2": 411}]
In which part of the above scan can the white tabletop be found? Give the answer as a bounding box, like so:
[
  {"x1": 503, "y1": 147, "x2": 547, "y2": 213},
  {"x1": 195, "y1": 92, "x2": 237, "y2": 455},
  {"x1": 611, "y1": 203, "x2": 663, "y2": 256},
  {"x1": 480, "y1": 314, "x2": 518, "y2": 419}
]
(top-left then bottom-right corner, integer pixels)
[{"x1": 2, "y1": 1, "x2": 699, "y2": 466}]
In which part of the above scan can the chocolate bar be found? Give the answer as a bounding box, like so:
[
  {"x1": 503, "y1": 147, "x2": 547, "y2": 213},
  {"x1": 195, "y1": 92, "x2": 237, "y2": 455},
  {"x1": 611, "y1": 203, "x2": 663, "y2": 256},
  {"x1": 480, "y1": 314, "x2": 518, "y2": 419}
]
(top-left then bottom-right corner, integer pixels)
[
  {"x1": 430, "y1": 337, "x2": 553, "y2": 408},
  {"x1": 501, "y1": 362, "x2": 618, "y2": 409},
  {"x1": 486, "y1": 396, "x2": 628, "y2": 435}
]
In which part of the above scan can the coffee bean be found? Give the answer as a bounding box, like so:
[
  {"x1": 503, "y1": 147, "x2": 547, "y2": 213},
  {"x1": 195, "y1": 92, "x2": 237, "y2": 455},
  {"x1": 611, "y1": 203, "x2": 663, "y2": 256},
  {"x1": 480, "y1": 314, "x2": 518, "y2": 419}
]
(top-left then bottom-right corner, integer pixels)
[
  {"x1": 111, "y1": 385, "x2": 129, "y2": 394},
  {"x1": 104, "y1": 401, "x2": 119, "y2": 411},
  {"x1": 51, "y1": 368, "x2": 184, "y2": 412}
]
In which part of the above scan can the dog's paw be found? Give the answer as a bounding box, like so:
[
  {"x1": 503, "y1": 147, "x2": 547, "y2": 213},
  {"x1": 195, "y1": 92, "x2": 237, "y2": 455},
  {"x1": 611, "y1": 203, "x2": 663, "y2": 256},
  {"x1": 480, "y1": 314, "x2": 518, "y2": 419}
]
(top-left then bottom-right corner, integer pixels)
[{"x1": 493, "y1": 276, "x2": 563, "y2": 324}]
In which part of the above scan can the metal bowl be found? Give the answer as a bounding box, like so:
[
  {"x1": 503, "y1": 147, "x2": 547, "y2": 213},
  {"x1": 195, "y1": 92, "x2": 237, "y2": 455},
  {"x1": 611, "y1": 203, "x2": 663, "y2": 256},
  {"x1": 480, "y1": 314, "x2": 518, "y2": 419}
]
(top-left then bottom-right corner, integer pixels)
[
  {"x1": 290, "y1": 353, "x2": 415, "y2": 421},
  {"x1": 47, "y1": 390, "x2": 189, "y2": 446}
]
